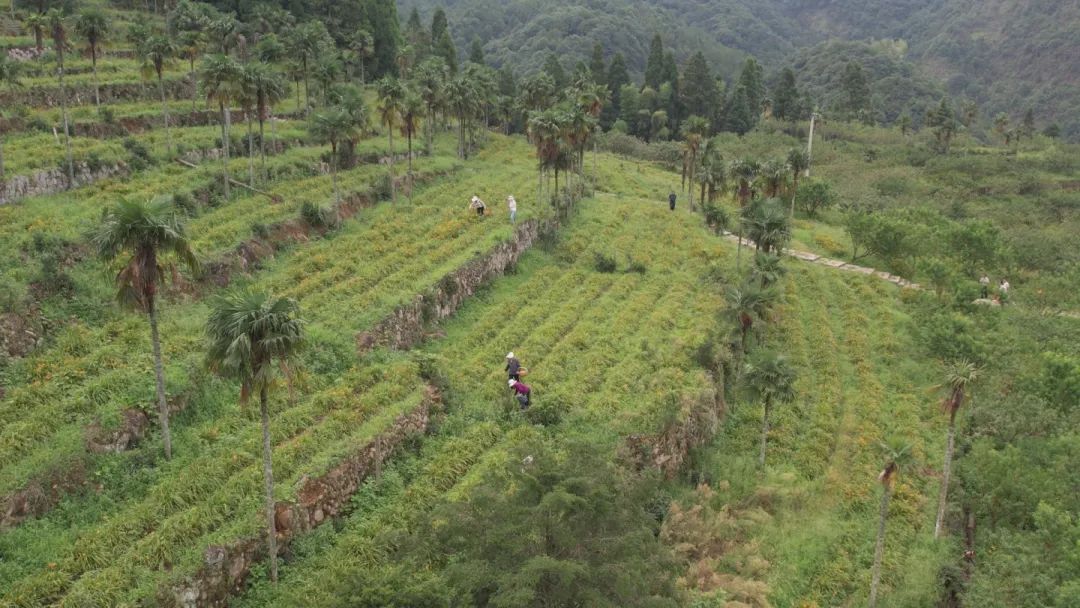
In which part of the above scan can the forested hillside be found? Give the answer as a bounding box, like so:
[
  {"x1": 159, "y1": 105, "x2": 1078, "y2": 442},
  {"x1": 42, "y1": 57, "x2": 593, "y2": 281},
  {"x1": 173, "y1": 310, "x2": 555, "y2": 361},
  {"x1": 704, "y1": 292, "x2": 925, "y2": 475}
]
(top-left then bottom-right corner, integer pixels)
[{"x1": 401, "y1": 0, "x2": 1080, "y2": 138}]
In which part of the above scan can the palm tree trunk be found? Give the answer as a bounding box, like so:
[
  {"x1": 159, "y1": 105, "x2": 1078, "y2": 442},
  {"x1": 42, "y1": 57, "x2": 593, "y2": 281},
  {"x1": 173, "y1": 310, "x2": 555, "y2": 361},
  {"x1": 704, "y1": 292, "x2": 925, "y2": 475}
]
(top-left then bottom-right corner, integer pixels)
[
  {"x1": 934, "y1": 416, "x2": 956, "y2": 538},
  {"x1": 387, "y1": 128, "x2": 396, "y2": 204},
  {"x1": 0, "y1": 138, "x2": 6, "y2": 185},
  {"x1": 302, "y1": 60, "x2": 310, "y2": 111},
  {"x1": 269, "y1": 111, "x2": 278, "y2": 181},
  {"x1": 759, "y1": 395, "x2": 771, "y2": 466},
  {"x1": 189, "y1": 58, "x2": 197, "y2": 112},
  {"x1": 91, "y1": 46, "x2": 100, "y2": 107},
  {"x1": 221, "y1": 102, "x2": 231, "y2": 199},
  {"x1": 57, "y1": 59, "x2": 75, "y2": 189},
  {"x1": 330, "y1": 142, "x2": 340, "y2": 204},
  {"x1": 869, "y1": 483, "x2": 891, "y2": 608},
  {"x1": 790, "y1": 173, "x2": 799, "y2": 218},
  {"x1": 258, "y1": 115, "x2": 267, "y2": 184},
  {"x1": 148, "y1": 301, "x2": 173, "y2": 460},
  {"x1": 259, "y1": 385, "x2": 280, "y2": 583},
  {"x1": 246, "y1": 110, "x2": 255, "y2": 186},
  {"x1": 158, "y1": 73, "x2": 173, "y2": 156}
]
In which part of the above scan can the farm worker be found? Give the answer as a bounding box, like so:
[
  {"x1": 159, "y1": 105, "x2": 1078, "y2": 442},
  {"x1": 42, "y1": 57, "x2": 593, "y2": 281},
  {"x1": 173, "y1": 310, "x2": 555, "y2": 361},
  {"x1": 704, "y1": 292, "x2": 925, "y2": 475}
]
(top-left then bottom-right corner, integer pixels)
[
  {"x1": 469, "y1": 194, "x2": 487, "y2": 217},
  {"x1": 509, "y1": 378, "x2": 531, "y2": 409},
  {"x1": 507, "y1": 195, "x2": 518, "y2": 224},
  {"x1": 999, "y1": 278, "x2": 1010, "y2": 304},
  {"x1": 668, "y1": 191, "x2": 677, "y2": 211},
  {"x1": 505, "y1": 352, "x2": 521, "y2": 381},
  {"x1": 979, "y1": 274, "x2": 990, "y2": 299}
]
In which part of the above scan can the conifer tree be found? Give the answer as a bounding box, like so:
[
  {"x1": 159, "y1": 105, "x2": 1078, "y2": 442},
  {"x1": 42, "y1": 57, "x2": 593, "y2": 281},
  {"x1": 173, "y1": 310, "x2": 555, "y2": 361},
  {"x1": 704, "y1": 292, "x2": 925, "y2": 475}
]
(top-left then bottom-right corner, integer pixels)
[
  {"x1": 644, "y1": 34, "x2": 665, "y2": 90},
  {"x1": 543, "y1": 53, "x2": 567, "y2": 90},
  {"x1": 604, "y1": 53, "x2": 630, "y2": 128},
  {"x1": 435, "y1": 30, "x2": 457, "y2": 74},
  {"x1": 589, "y1": 42, "x2": 606, "y2": 87},
  {"x1": 681, "y1": 52, "x2": 718, "y2": 127},
  {"x1": 726, "y1": 85, "x2": 754, "y2": 135},
  {"x1": 736, "y1": 57, "x2": 766, "y2": 123},
  {"x1": 771, "y1": 67, "x2": 799, "y2": 121},
  {"x1": 468, "y1": 37, "x2": 484, "y2": 65},
  {"x1": 840, "y1": 61, "x2": 871, "y2": 120}
]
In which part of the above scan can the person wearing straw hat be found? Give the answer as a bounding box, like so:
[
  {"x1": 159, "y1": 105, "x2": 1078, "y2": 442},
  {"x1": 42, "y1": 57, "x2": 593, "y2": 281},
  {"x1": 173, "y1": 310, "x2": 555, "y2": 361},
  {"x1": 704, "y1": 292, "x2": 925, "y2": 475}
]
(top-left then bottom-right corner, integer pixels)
[
  {"x1": 505, "y1": 352, "x2": 522, "y2": 381},
  {"x1": 507, "y1": 195, "x2": 518, "y2": 224}
]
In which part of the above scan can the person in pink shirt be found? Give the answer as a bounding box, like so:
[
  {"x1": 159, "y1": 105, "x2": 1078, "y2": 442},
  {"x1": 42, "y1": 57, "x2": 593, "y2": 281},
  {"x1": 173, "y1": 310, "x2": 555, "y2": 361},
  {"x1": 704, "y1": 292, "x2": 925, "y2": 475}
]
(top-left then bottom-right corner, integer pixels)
[{"x1": 508, "y1": 379, "x2": 531, "y2": 409}]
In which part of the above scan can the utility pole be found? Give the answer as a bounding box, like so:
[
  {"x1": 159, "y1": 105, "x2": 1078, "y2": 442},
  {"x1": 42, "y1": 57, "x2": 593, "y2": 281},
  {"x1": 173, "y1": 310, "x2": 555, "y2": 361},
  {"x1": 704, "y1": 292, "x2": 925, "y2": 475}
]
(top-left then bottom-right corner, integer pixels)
[{"x1": 805, "y1": 112, "x2": 819, "y2": 178}]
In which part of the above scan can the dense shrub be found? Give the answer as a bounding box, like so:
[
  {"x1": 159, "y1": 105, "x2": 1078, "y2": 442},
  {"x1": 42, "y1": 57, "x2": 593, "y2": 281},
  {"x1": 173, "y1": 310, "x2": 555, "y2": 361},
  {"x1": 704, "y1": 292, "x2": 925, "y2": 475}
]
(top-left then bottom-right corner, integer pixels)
[
  {"x1": 594, "y1": 252, "x2": 618, "y2": 273},
  {"x1": 122, "y1": 137, "x2": 155, "y2": 171}
]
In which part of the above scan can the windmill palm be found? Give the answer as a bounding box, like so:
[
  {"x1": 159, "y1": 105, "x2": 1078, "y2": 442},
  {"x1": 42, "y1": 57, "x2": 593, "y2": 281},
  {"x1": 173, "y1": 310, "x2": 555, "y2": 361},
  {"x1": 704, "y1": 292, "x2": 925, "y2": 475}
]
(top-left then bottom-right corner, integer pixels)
[
  {"x1": 74, "y1": 9, "x2": 109, "y2": 107},
  {"x1": 724, "y1": 282, "x2": 777, "y2": 354},
  {"x1": 205, "y1": 289, "x2": 304, "y2": 585},
  {"x1": 0, "y1": 55, "x2": 22, "y2": 185},
  {"x1": 680, "y1": 116, "x2": 710, "y2": 211},
  {"x1": 527, "y1": 108, "x2": 563, "y2": 200},
  {"x1": 284, "y1": 22, "x2": 327, "y2": 111},
  {"x1": 934, "y1": 360, "x2": 979, "y2": 539},
  {"x1": 751, "y1": 251, "x2": 786, "y2": 287},
  {"x1": 743, "y1": 350, "x2": 797, "y2": 466},
  {"x1": 414, "y1": 58, "x2": 447, "y2": 153},
  {"x1": 376, "y1": 77, "x2": 405, "y2": 204},
  {"x1": 787, "y1": 148, "x2": 809, "y2": 217},
  {"x1": 575, "y1": 80, "x2": 608, "y2": 177},
  {"x1": 236, "y1": 64, "x2": 260, "y2": 186},
  {"x1": 25, "y1": 13, "x2": 47, "y2": 53},
  {"x1": 142, "y1": 35, "x2": 176, "y2": 156},
  {"x1": 245, "y1": 63, "x2": 287, "y2": 182},
  {"x1": 93, "y1": 198, "x2": 200, "y2": 461},
  {"x1": 48, "y1": 10, "x2": 75, "y2": 189},
  {"x1": 400, "y1": 90, "x2": 423, "y2": 192},
  {"x1": 309, "y1": 107, "x2": 360, "y2": 205},
  {"x1": 349, "y1": 29, "x2": 374, "y2": 84},
  {"x1": 200, "y1": 53, "x2": 244, "y2": 199},
  {"x1": 870, "y1": 440, "x2": 915, "y2": 608},
  {"x1": 312, "y1": 53, "x2": 342, "y2": 104},
  {"x1": 177, "y1": 30, "x2": 207, "y2": 112},
  {"x1": 743, "y1": 197, "x2": 791, "y2": 254},
  {"x1": 697, "y1": 145, "x2": 725, "y2": 207},
  {"x1": 443, "y1": 73, "x2": 476, "y2": 160},
  {"x1": 729, "y1": 158, "x2": 759, "y2": 270},
  {"x1": 759, "y1": 158, "x2": 788, "y2": 198}
]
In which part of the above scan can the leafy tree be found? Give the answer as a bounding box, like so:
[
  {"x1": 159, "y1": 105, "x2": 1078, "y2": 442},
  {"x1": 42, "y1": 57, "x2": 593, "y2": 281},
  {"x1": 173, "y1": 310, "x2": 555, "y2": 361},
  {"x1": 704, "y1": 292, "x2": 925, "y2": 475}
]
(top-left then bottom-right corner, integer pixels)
[
  {"x1": 93, "y1": 198, "x2": 199, "y2": 461},
  {"x1": 142, "y1": 35, "x2": 177, "y2": 156},
  {"x1": 74, "y1": 9, "x2": 109, "y2": 107},
  {"x1": 927, "y1": 97, "x2": 960, "y2": 153},
  {"x1": 1021, "y1": 108, "x2": 1036, "y2": 140},
  {"x1": 725, "y1": 85, "x2": 754, "y2": 135},
  {"x1": 310, "y1": 106, "x2": 360, "y2": 205},
  {"x1": 542, "y1": 53, "x2": 567, "y2": 90},
  {"x1": 840, "y1": 60, "x2": 872, "y2": 121},
  {"x1": 588, "y1": 42, "x2": 606, "y2": 87},
  {"x1": 0, "y1": 55, "x2": 22, "y2": 183},
  {"x1": 376, "y1": 76, "x2": 405, "y2": 202},
  {"x1": 434, "y1": 30, "x2": 458, "y2": 75},
  {"x1": 1042, "y1": 123, "x2": 1061, "y2": 138},
  {"x1": 200, "y1": 53, "x2": 244, "y2": 199},
  {"x1": 898, "y1": 111, "x2": 912, "y2": 136},
  {"x1": 48, "y1": 9, "x2": 75, "y2": 189},
  {"x1": 844, "y1": 210, "x2": 912, "y2": 264},
  {"x1": 794, "y1": 180, "x2": 835, "y2": 217},
  {"x1": 205, "y1": 289, "x2": 304, "y2": 585},
  {"x1": 743, "y1": 350, "x2": 797, "y2": 466},
  {"x1": 934, "y1": 360, "x2": 978, "y2": 539},
  {"x1": 420, "y1": 436, "x2": 679, "y2": 607},
  {"x1": 644, "y1": 33, "x2": 665, "y2": 90},
  {"x1": 787, "y1": 148, "x2": 809, "y2": 216},
  {"x1": 949, "y1": 220, "x2": 1000, "y2": 275},
  {"x1": 681, "y1": 52, "x2": 719, "y2": 128},
  {"x1": 870, "y1": 441, "x2": 914, "y2": 608},
  {"x1": 771, "y1": 67, "x2": 800, "y2": 121},
  {"x1": 467, "y1": 36, "x2": 484, "y2": 65}
]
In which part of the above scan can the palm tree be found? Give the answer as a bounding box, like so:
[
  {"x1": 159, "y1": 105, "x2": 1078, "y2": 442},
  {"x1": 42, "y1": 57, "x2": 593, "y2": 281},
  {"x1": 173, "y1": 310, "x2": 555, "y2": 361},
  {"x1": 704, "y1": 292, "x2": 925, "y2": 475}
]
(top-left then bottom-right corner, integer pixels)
[
  {"x1": 349, "y1": 29, "x2": 374, "y2": 84},
  {"x1": 143, "y1": 35, "x2": 176, "y2": 156},
  {"x1": 376, "y1": 77, "x2": 405, "y2": 204},
  {"x1": 74, "y1": 9, "x2": 109, "y2": 107},
  {"x1": 743, "y1": 350, "x2": 797, "y2": 466},
  {"x1": 0, "y1": 55, "x2": 22, "y2": 185},
  {"x1": 312, "y1": 53, "x2": 343, "y2": 104},
  {"x1": 400, "y1": 90, "x2": 424, "y2": 192},
  {"x1": 284, "y1": 22, "x2": 327, "y2": 111},
  {"x1": 47, "y1": 10, "x2": 75, "y2": 189},
  {"x1": 680, "y1": 116, "x2": 710, "y2": 211},
  {"x1": 309, "y1": 107, "x2": 360, "y2": 205},
  {"x1": 751, "y1": 251, "x2": 786, "y2": 287},
  {"x1": 200, "y1": 54, "x2": 244, "y2": 200},
  {"x1": 724, "y1": 282, "x2": 777, "y2": 354},
  {"x1": 759, "y1": 158, "x2": 788, "y2": 199},
  {"x1": 93, "y1": 198, "x2": 200, "y2": 461},
  {"x1": 697, "y1": 138, "x2": 724, "y2": 206},
  {"x1": 414, "y1": 58, "x2": 447, "y2": 154},
  {"x1": 205, "y1": 289, "x2": 304, "y2": 585},
  {"x1": 443, "y1": 73, "x2": 476, "y2": 161},
  {"x1": 934, "y1": 360, "x2": 978, "y2": 539},
  {"x1": 729, "y1": 159, "x2": 759, "y2": 270},
  {"x1": 870, "y1": 440, "x2": 914, "y2": 608},
  {"x1": 743, "y1": 197, "x2": 791, "y2": 254},
  {"x1": 25, "y1": 13, "x2": 47, "y2": 53},
  {"x1": 245, "y1": 63, "x2": 287, "y2": 183},
  {"x1": 177, "y1": 30, "x2": 207, "y2": 112},
  {"x1": 787, "y1": 148, "x2": 808, "y2": 217},
  {"x1": 527, "y1": 109, "x2": 562, "y2": 202},
  {"x1": 575, "y1": 80, "x2": 607, "y2": 177}
]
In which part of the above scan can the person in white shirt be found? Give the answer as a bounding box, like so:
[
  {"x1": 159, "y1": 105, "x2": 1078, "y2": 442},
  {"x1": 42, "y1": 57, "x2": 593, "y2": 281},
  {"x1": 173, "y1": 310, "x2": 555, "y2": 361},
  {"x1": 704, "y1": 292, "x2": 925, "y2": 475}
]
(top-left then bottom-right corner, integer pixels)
[
  {"x1": 507, "y1": 195, "x2": 517, "y2": 224},
  {"x1": 979, "y1": 275, "x2": 990, "y2": 299},
  {"x1": 469, "y1": 194, "x2": 486, "y2": 217}
]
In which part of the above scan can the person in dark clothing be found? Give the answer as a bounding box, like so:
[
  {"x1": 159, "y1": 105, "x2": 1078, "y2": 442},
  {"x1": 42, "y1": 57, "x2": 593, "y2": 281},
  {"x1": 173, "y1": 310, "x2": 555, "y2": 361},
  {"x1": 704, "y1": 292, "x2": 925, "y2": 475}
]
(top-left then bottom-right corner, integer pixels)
[
  {"x1": 509, "y1": 379, "x2": 531, "y2": 409},
  {"x1": 505, "y1": 352, "x2": 521, "y2": 381},
  {"x1": 669, "y1": 191, "x2": 677, "y2": 211}
]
